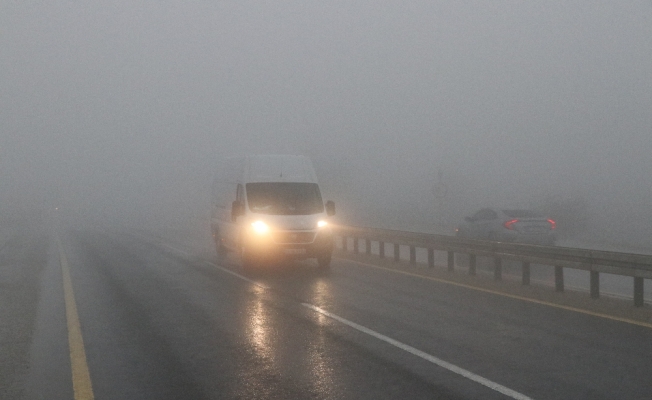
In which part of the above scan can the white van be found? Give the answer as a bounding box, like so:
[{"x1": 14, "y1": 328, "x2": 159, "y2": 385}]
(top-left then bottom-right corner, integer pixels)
[{"x1": 211, "y1": 155, "x2": 336, "y2": 269}]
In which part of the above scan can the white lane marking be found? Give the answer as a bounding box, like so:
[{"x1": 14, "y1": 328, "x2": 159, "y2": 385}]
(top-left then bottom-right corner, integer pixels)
[
  {"x1": 157, "y1": 242, "x2": 263, "y2": 287},
  {"x1": 204, "y1": 261, "x2": 269, "y2": 289},
  {"x1": 159, "y1": 241, "x2": 533, "y2": 399},
  {"x1": 302, "y1": 303, "x2": 534, "y2": 400},
  {"x1": 160, "y1": 243, "x2": 191, "y2": 258},
  {"x1": 142, "y1": 238, "x2": 267, "y2": 289}
]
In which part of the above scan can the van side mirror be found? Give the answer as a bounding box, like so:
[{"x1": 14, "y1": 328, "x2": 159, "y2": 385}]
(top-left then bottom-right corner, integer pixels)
[
  {"x1": 231, "y1": 201, "x2": 244, "y2": 221},
  {"x1": 325, "y1": 200, "x2": 335, "y2": 216}
]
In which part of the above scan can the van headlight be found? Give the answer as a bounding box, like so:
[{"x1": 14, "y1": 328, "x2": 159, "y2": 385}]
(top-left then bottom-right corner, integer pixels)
[
  {"x1": 317, "y1": 220, "x2": 328, "y2": 228},
  {"x1": 251, "y1": 220, "x2": 270, "y2": 234}
]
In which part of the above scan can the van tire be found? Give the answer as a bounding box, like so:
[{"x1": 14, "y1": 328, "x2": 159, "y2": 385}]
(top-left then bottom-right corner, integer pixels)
[
  {"x1": 215, "y1": 236, "x2": 227, "y2": 257},
  {"x1": 317, "y1": 253, "x2": 332, "y2": 269},
  {"x1": 241, "y1": 247, "x2": 256, "y2": 272}
]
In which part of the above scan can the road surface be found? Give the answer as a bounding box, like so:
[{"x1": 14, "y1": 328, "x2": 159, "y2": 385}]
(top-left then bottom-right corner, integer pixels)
[{"x1": 2, "y1": 224, "x2": 652, "y2": 399}]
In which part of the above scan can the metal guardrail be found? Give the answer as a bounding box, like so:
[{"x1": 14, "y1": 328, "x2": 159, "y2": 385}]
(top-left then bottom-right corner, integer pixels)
[{"x1": 335, "y1": 225, "x2": 652, "y2": 307}]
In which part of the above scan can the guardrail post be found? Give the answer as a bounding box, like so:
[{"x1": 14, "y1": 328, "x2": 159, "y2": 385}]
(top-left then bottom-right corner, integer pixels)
[
  {"x1": 427, "y1": 249, "x2": 434, "y2": 269},
  {"x1": 365, "y1": 239, "x2": 371, "y2": 255},
  {"x1": 494, "y1": 257, "x2": 502, "y2": 280},
  {"x1": 469, "y1": 254, "x2": 476, "y2": 276},
  {"x1": 555, "y1": 266, "x2": 564, "y2": 292},
  {"x1": 353, "y1": 237, "x2": 359, "y2": 254},
  {"x1": 409, "y1": 246, "x2": 416, "y2": 264},
  {"x1": 590, "y1": 271, "x2": 599, "y2": 299},
  {"x1": 634, "y1": 277, "x2": 644, "y2": 307},
  {"x1": 522, "y1": 262, "x2": 530, "y2": 285},
  {"x1": 379, "y1": 241, "x2": 385, "y2": 258},
  {"x1": 342, "y1": 236, "x2": 348, "y2": 251},
  {"x1": 447, "y1": 251, "x2": 454, "y2": 272},
  {"x1": 394, "y1": 244, "x2": 400, "y2": 262}
]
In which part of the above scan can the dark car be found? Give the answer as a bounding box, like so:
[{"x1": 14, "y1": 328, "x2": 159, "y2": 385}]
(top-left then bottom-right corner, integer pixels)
[{"x1": 456, "y1": 208, "x2": 556, "y2": 245}]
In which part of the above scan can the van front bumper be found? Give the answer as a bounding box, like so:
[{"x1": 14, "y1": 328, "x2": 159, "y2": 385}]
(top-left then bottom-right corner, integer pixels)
[{"x1": 243, "y1": 228, "x2": 334, "y2": 261}]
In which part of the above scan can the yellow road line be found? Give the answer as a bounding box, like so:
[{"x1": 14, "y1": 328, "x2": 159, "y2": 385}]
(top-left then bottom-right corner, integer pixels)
[
  {"x1": 57, "y1": 236, "x2": 95, "y2": 400},
  {"x1": 338, "y1": 257, "x2": 652, "y2": 330}
]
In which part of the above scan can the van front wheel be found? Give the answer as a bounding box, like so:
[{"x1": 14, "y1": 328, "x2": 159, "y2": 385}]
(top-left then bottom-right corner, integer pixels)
[
  {"x1": 214, "y1": 233, "x2": 227, "y2": 257},
  {"x1": 317, "y1": 253, "x2": 332, "y2": 269},
  {"x1": 241, "y1": 247, "x2": 256, "y2": 272}
]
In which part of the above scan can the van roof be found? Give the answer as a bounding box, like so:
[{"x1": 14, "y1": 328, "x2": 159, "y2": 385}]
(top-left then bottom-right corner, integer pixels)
[{"x1": 243, "y1": 155, "x2": 318, "y2": 183}]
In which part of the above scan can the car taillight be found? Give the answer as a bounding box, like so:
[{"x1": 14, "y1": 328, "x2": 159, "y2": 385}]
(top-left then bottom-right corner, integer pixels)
[
  {"x1": 504, "y1": 219, "x2": 518, "y2": 230},
  {"x1": 548, "y1": 219, "x2": 556, "y2": 229}
]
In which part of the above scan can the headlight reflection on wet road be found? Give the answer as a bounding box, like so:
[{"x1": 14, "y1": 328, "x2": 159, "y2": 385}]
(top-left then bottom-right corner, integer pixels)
[
  {"x1": 246, "y1": 285, "x2": 273, "y2": 362},
  {"x1": 240, "y1": 275, "x2": 339, "y2": 397},
  {"x1": 306, "y1": 278, "x2": 337, "y2": 394}
]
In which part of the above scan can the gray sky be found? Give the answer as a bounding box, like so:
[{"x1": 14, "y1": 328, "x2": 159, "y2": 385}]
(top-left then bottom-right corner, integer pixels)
[{"x1": 2, "y1": 1, "x2": 651, "y2": 238}]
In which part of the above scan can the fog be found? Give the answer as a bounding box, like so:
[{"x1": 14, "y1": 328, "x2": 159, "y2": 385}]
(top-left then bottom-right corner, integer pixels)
[{"x1": 2, "y1": 1, "x2": 651, "y2": 249}]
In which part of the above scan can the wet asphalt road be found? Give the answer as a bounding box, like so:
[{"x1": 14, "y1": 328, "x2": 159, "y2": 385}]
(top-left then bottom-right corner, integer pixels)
[{"x1": 4, "y1": 228, "x2": 652, "y2": 399}]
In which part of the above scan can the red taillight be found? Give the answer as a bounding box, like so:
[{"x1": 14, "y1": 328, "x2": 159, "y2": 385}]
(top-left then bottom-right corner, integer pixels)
[
  {"x1": 504, "y1": 219, "x2": 519, "y2": 230},
  {"x1": 548, "y1": 219, "x2": 556, "y2": 229}
]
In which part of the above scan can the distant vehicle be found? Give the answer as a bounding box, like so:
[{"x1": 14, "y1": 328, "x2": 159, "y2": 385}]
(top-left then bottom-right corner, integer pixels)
[
  {"x1": 211, "y1": 155, "x2": 336, "y2": 270},
  {"x1": 456, "y1": 208, "x2": 556, "y2": 245}
]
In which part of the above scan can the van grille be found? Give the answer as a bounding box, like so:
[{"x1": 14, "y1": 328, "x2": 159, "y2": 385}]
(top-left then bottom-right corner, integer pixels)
[{"x1": 272, "y1": 231, "x2": 316, "y2": 244}]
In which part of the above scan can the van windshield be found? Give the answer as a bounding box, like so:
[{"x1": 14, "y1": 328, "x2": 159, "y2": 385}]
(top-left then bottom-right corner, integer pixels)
[{"x1": 246, "y1": 182, "x2": 324, "y2": 215}]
